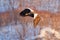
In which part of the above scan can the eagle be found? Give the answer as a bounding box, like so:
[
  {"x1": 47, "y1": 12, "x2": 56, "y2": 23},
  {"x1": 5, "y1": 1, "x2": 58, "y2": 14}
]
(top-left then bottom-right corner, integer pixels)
[
  {"x1": 20, "y1": 8, "x2": 40, "y2": 27},
  {"x1": 19, "y1": 8, "x2": 60, "y2": 39}
]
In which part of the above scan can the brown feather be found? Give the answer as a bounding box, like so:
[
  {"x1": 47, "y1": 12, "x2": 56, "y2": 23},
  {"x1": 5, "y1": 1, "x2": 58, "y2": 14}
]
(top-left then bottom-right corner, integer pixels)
[{"x1": 33, "y1": 15, "x2": 40, "y2": 28}]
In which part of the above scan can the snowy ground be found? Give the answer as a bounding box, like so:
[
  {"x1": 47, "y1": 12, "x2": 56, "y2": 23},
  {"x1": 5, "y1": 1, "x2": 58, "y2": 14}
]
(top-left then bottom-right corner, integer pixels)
[
  {"x1": 0, "y1": 23, "x2": 60, "y2": 40},
  {"x1": 0, "y1": 23, "x2": 40, "y2": 40}
]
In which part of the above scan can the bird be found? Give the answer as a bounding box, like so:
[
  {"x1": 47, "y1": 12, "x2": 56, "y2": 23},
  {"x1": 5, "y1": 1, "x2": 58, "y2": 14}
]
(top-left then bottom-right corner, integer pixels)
[
  {"x1": 19, "y1": 8, "x2": 40, "y2": 28},
  {"x1": 19, "y1": 8, "x2": 60, "y2": 40}
]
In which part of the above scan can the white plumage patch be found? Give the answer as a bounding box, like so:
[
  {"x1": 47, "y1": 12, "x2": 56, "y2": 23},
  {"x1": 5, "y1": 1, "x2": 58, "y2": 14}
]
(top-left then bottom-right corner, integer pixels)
[
  {"x1": 28, "y1": 8, "x2": 34, "y2": 12},
  {"x1": 34, "y1": 13, "x2": 38, "y2": 19}
]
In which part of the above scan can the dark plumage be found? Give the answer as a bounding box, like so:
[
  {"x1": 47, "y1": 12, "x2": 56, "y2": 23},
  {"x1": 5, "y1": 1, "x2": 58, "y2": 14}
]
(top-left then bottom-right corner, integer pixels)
[
  {"x1": 28, "y1": 13, "x2": 34, "y2": 17},
  {"x1": 20, "y1": 9, "x2": 34, "y2": 17},
  {"x1": 20, "y1": 9, "x2": 31, "y2": 16}
]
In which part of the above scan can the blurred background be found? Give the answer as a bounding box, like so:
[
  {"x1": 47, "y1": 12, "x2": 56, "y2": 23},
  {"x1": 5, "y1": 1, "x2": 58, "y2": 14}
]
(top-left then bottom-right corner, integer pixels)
[{"x1": 0, "y1": 0, "x2": 60, "y2": 40}]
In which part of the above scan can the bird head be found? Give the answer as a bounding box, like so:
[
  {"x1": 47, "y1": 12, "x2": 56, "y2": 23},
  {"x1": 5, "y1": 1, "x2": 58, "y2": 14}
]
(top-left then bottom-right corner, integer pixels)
[{"x1": 20, "y1": 8, "x2": 40, "y2": 27}]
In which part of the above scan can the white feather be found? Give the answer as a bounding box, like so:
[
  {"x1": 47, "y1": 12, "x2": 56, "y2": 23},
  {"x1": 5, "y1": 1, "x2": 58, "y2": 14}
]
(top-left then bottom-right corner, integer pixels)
[
  {"x1": 34, "y1": 13, "x2": 38, "y2": 19},
  {"x1": 28, "y1": 8, "x2": 34, "y2": 12}
]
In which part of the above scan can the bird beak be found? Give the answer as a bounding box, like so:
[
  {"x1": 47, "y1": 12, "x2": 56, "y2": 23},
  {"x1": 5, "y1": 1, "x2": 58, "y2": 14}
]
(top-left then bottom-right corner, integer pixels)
[{"x1": 33, "y1": 13, "x2": 40, "y2": 27}]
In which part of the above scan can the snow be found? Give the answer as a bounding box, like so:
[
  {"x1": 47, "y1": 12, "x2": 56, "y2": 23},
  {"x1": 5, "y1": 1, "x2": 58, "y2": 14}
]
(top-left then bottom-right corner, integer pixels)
[{"x1": 0, "y1": 23, "x2": 40, "y2": 40}]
